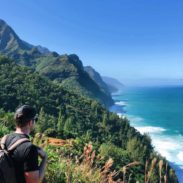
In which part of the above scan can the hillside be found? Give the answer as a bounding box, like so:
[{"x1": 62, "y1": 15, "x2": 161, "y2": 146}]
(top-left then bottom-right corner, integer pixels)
[
  {"x1": 36, "y1": 54, "x2": 114, "y2": 107},
  {"x1": 0, "y1": 56, "x2": 121, "y2": 139},
  {"x1": 0, "y1": 18, "x2": 113, "y2": 107},
  {"x1": 0, "y1": 19, "x2": 32, "y2": 54},
  {"x1": 102, "y1": 76, "x2": 124, "y2": 93},
  {"x1": 84, "y1": 66, "x2": 111, "y2": 97},
  {"x1": 0, "y1": 56, "x2": 178, "y2": 182}
]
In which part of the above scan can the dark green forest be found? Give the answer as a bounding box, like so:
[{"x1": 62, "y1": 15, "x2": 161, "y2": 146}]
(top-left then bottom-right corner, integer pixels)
[{"x1": 0, "y1": 56, "x2": 178, "y2": 182}]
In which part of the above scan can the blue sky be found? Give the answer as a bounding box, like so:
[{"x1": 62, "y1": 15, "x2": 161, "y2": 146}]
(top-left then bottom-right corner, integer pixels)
[{"x1": 0, "y1": 0, "x2": 183, "y2": 85}]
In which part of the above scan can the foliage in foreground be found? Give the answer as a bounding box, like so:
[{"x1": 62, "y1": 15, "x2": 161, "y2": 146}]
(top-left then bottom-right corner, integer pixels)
[{"x1": 33, "y1": 134, "x2": 178, "y2": 183}]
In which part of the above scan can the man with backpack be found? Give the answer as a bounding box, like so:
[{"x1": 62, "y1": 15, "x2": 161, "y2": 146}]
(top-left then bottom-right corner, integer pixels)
[{"x1": 0, "y1": 105, "x2": 47, "y2": 183}]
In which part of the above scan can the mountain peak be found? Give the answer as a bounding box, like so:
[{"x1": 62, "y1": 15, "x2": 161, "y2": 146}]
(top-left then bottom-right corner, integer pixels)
[
  {"x1": 0, "y1": 19, "x2": 7, "y2": 26},
  {"x1": 0, "y1": 18, "x2": 113, "y2": 107},
  {"x1": 0, "y1": 19, "x2": 32, "y2": 53}
]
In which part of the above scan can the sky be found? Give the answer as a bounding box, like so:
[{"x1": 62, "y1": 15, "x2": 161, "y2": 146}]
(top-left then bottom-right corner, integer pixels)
[{"x1": 0, "y1": 0, "x2": 183, "y2": 85}]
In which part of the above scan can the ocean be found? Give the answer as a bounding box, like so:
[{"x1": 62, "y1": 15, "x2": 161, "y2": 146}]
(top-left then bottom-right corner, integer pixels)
[{"x1": 110, "y1": 86, "x2": 183, "y2": 182}]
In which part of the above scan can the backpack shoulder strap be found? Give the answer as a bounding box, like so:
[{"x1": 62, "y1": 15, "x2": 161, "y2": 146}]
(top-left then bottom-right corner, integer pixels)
[
  {"x1": 7, "y1": 138, "x2": 30, "y2": 152},
  {"x1": 0, "y1": 135, "x2": 9, "y2": 150}
]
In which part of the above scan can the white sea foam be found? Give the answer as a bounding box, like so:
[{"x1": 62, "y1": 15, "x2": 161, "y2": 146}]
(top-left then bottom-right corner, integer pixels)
[
  {"x1": 132, "y1": 124, "x2": 183, "y2": 182},
  {"x1": 127, "y1": 114, "x2": 144, "y2": 123},
  {"x1": 117, "y1": 113, "x2": 127, "y2": 120},
  {"x1": 133, "y1": 125, "x2": 183, "y2": 162},
  {"x1": 151, "y1": 134, "x2": 183, "y2": 165},
  {"x1": 129, "y1": 121, "x2": 183, "y2": 166},
  {"x1": 117, "y1": 115, "x2": 183, "y2": 181},
  {"x1": 115, "y1": 101, "x2": 127, "y2": 106},
  {"x1": 135, "y1": 126, "x2": 166, "y2": 134},
  {"x1": 153, "y1": 137, "x2": 180, "y2": 151},
  {"x1": 121, "y1": 114, "x2": 183, "y2": 166},
  {"x1": 117, "y1": 113, "x2": 123, "y2": 118},
  {"x1": 177, "y1": 152, "x2": 183, "y2": 162}
]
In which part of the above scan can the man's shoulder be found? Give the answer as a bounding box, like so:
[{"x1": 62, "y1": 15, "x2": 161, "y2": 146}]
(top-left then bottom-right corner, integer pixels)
[
  {"x1": 4, "y1": 133, "x2": 39, "y2": 162},
  {"x1": 5, "y1": 133, "x2": 35, "y2": 157},
  {"x1": 7, "y1": 132, "x2": 30, "y2": 139}
]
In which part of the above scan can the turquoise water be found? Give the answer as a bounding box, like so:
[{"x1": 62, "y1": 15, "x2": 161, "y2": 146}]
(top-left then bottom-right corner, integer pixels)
[{"x1": 110, "y1": 86, "x2": 183, "y2": 182}]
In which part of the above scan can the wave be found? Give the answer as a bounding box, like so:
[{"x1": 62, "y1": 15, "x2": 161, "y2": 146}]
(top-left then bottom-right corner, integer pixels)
[
  {"x1": 135, "y1": 126, "x2": 166, "y2": 134},
  {"x1": 131, "y1": 124, "x2": 183, "y2": 163},
  {"x1": 115, "y1": 101, "x2": 127, "y2": 106},
  {"x1": 177, "y1": 152, "x2": 183, "y2": 162},
  {"x1": 117, "y1": 113, "x2": 128, "y2": 120},
  {"x1": 151, "y1": 134, "x2": 183, "y2": 169},
  {"x1": 130, "y1": 118, "x2": 183, "y2": 182},
  {"x1": 130, "y1": 123, "x2": 183, "y2": 165},
  {"x1": 110, "y1": 101, "x2": 127, "y2": 114},
  {"x1": 113, "y1": 106, "x2": 183, "y2": 163},
  {"x1": 121, "y1": 114, "x2": 183, "y2": 180},
  {"x1": 127, "y1": 114, "x2": 145, "y2": 124},
  {"x1": 111, "y1": 95, "x2": 183, "y2": 182},
  {"x1": 117, "y1": 113, "x2": 123, "y2": 118}
]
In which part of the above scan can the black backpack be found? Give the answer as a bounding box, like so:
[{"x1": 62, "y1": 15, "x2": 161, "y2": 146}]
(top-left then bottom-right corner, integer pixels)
[{"x1": 0, "y1": 135, "x2": 30, "y2": 183}]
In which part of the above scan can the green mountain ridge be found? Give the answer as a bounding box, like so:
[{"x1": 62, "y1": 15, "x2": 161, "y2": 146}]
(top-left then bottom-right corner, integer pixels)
[
  {"x1": 102, "y1": 76, "x2": 124, "y2": 93},
  {"x1": 36, "y1": 54, "x2": 114, "y2": 107},
  {"x1": 84, "y1": 66, "x2": 111, "y2": 97},
  {"x1": 0, "y1": 18, "x2": 113, "y2": 107},
  {"x1": 0, "y1": 19, "x2": 32, "y2": 54},
  {"x1": 0, "y1": 56, "x2": 178, "y2": 182}
]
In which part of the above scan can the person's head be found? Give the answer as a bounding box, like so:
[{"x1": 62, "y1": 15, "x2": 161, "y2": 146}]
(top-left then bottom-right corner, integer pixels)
[{"x1": 14, "y1": 105, "x2": 38, "y2": 130}]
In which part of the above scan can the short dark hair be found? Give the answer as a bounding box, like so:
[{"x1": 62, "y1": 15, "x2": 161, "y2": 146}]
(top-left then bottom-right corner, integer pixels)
[{"x1": 14, "y1": 105, "x2": 37, "y2": 127}]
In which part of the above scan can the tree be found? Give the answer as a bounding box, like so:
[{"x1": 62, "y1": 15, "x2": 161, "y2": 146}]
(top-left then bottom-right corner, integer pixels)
[
  {"x1": 127, "y1": 137, "x2": 148, "y2": 162},
  {"x1": 63, "y1": 117, "x2": 74, "y2": 138},
  {"x1": 57, "y1": 108, "x2": 65, "y2": 137},
  {"x1": 36, "y1": 108, "x2": 48, "y2": 133}
]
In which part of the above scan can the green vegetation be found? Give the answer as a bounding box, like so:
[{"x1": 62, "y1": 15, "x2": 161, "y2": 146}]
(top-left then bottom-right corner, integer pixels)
[
  {"x1": 35, "y1": 54, "x2": 114, "y2": 107},
  {"x1": 84, "y1": 66, "x2": 111, "y2": 97},
  {"x1": 0, "y1": 19, "x2": 114, "y2": 107},
  {"x1": 31, "y1": 135, "x2": 178, "y2": 183},
  {"x1": 0, "y1": 56, "x2": 178, "y2": 182}
]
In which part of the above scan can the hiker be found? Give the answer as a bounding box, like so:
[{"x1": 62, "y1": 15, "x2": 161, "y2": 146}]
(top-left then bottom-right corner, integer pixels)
[{"x1": 2, "y1": 105, "x2": 47, "y2": 183}]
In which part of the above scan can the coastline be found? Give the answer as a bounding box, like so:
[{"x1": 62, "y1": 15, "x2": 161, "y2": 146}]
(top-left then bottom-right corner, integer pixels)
[{"x1": 110, "y1": 93, "x2": 183, "y2": 183}]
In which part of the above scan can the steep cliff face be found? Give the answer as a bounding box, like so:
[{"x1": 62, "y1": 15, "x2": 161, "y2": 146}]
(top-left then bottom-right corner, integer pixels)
[
  {"x1": 102, "y1": 76, "x2": 124, "y2": 93},
  {"x1": 0, "y1": 19, "x2": 32, "y2": 54},
  {"x1": 0, "y1": 19, "x2": 113, "y2": 107},
  {"x1": 38, "y1": 54, "x2": 114, "y2": 107},
  {"x1": 84, "y1": 66, "x2": 111, "y2": 96}
]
